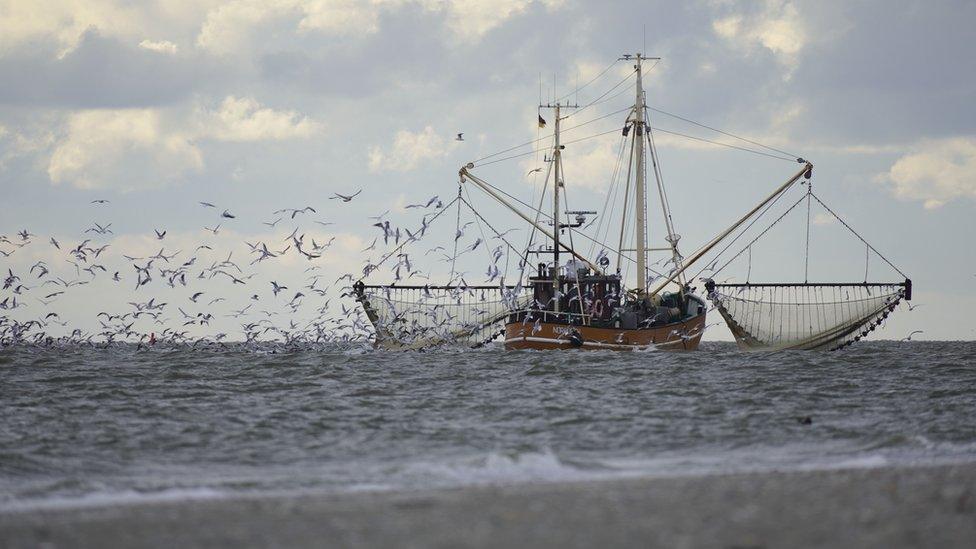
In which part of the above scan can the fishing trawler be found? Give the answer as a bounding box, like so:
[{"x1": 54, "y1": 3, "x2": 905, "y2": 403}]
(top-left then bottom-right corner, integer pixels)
[{"x1": 354, "y1": 53, "x2": 910, "y2": 351}]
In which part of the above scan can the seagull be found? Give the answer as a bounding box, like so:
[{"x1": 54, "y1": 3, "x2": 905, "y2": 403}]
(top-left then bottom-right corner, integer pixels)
[
  {"x1": 456, "y1": 133, "x2": 464, "y2": 141},
  {"x1": 907, "y1": 303, "x2": 924, "y2": 311},
  {"x1": 901, "y1": 330, "x2": 923, "y2": 341},
  {"x1": 155, "y1": 229, "x2": 166, "y2": 240},
  {"x1": 275, "y1": 207, "x2": 316, "y2": 219},
  {"x1": 204, "y1": 224, "x2": 220, "y2": 235},
  {"x1": 200, "y1": 202, "x2": 216, "y2": 208},
  {"x1": 329, "y1": 190, "x2": 362, "y2": 202},
  {"x1": 525, "y1": 167, "x2": 542, "y2": 176},
  {"x1": 221, "y1": 209, "x2": 236, "y2": 219},
  {"x1": 91, "y1": 199, "x2": 110, "y2": 204},
  {"x1": 271, "y1": 281, "x2": 287, "y2": 296}
]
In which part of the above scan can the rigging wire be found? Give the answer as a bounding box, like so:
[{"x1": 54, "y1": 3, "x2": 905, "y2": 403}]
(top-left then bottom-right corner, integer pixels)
[
  {"x1": 519, "y1": 153, "x2": 554, "y2": 280},
  {"x1": 459, "y1": 191, "x2": 532, "y2": 272},
  {"x1": 563, "y1": 68, "x2": 638, "y2": 120},
  {"x1": 647, "y1": 105, "x2": 801, "y2": 160},
  {"x1": 359, "y1": 195, "x2": 462, "y2": 282},
  {"x1": 711, "y1": 192, "x2": 810, "y2": 278},
  {"x1": 471, "y1": 174, "x2": 663, "y2": 276},
  {"x1": 809, "y1": 193, "x2": 908, "y2": 279},
  {"x1": 475, "y1": 127, "x2": 625, "y2": 167},
  {"x1": 586, "y1": 132, "x2": 628, "y2": 259},
  {"x1": 689, "y1": 182, "x2": 800, "y2": 281},
  {"x1": 552, "y1": 58, "x2": 622, "y2": 103},
  {"x1": 645, "y1": 111, "x2": 678, "y2": 246},
  {"x1": 648, "y1": 127, "x2": 797, "y2": 162},
  {"x1": 449, "y1": 187, "x2": 463, "y2": 281},
  {"x1": 474, "y1": 121, "x2": 797, "y2": 169},
  {"x1": 470, "y1": 106, "x2": 632, "y2": 165}
]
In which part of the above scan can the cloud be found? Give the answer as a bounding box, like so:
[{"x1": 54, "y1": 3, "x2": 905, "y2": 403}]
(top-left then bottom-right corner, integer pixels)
[
  {"x1": 557, "y1": 132, "x2": 624, "y2": 192},
  {"x1": 711, "y1": 1, "x2": 806, "y2": 72},
  {"x1": 875, "y1": 137, "x2": 976, "y2": 209},
  {"x1": 46, "y1": 96, "x2": 321, "y2": 189},
  {"x1": 195, "y1": 0, "x2": 563, "y2": 55},
  {"x1": 199, "y1": 96, "x2": 322, "y2": 141},
  {"x1": 47, "y1": 108, "x2": 203, "y2": 191},
  {"x1": 0, "y1": 29, "x2": 207, "y2": 109},
  {"x1": 368, "y1": 126, "x2": 452, "y2": 173},
  {"x1": 139, "y1": 39, "x2": 179, "y2": 54},
  {"x1": 0, "y1": 0, "x2": 144, "y2": 55}
]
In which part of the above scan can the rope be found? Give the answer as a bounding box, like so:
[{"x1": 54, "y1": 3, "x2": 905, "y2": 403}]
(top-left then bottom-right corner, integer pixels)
[
  {"x1": 690, "y1": 183, "x2": 800, "y2": 281},
  {"x1": 458, "y1": 193, "x2": 531, "y2": 272},
  {"x1": 563, "y1": 68, "x2": 638, "y2": 120},
  {"x1": 478, "y1": 128, "x2": 620, "y2": 166},
  {"x1": 809, "y1": 193, "x2": 908, "y2": 279},
  {"x1": 587, "y1": 131, "x2": 628, "y2": 259},
  {"x1": 711, "y1": 192, "x2": 809, "y2": 278},
  {"x1": 449, "y1": 186, "x2": 463, "y2": 281},
  {"x1": 519, "y1": 154, "x2": 554, "y2": 280},
  {"x1": 470, "y1": 106, "x2": 631, "y2": 165},
  {"x1": 804, "y1": 184, "x2": 812, "y2": 282},
  {"x1": 648, "y1": 127, "x2": 797, "y2": 162},
  {"x1": 647, "y1": 105, "x2": 801, "y2": 160},
  {"x1": 473, "y1": 175, "x2": 663, "y2": 276},
  {"x1": 552, "y1": 58, "x2": 621, "y2": 104},
  {"x1": 359, "y1": 195, "x2": 461, "y2": 282}
]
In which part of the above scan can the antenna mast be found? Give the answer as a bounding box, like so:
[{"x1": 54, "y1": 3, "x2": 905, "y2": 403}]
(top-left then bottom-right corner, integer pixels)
[{"x1": 540, "y1": 92, "x2": 577, "y2": 312}]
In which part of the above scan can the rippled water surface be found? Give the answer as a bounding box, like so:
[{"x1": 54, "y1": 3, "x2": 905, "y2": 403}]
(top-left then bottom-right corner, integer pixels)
[{"x1": 2, "y1": 341, "x2": 975, "y2": 509}]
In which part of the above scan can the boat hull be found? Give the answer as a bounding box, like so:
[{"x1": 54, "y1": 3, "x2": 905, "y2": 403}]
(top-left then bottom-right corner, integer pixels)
[{"x1": 504, "y1": 312, "x2": 706, "y2": 351}]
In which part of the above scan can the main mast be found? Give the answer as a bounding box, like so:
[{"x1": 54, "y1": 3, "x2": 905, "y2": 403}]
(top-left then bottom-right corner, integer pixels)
[{"x1": 633, "y1": 55, "x2": 648, "y2": 294}]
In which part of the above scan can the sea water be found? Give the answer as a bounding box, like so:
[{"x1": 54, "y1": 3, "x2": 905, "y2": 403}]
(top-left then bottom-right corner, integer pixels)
[{"x1": 1, "y1": 341, "x2": 974, "y2": 510}]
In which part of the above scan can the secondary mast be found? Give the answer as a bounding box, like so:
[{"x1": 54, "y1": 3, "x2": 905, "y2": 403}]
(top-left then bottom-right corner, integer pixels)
[{"x1": 552, "y1": 104, "x2": 562, "y2": 311}]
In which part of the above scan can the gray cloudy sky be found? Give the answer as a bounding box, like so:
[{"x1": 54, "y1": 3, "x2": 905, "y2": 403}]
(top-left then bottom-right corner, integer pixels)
[{"x1": 1, "y1": 0, "x2": 974, "y2": 341}]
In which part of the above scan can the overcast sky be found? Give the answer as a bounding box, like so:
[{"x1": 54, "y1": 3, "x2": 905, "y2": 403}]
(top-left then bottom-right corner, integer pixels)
[{"x1": 1, "y1": 0, "x2": 974, "y2": 341}]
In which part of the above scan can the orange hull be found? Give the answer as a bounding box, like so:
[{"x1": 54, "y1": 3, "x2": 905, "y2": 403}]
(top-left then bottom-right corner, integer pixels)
[{"x1": 504, "y1": 313, "x2": 706, "y2": 351}]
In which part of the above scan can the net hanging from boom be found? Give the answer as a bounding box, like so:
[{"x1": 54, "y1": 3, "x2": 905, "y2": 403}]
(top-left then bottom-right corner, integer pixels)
[
  {"x1": 353, "y1": 192, "x2": 532, "y2": 349},
  {"x1": 701, "y1": 181, "x2": 912, "y2": 351},
  {"x1": 355, "y1": 283, "x2": 528, "y2": 349},
  {"x1": 705, "y1": 281, "x2": 908, "y2": 351}
]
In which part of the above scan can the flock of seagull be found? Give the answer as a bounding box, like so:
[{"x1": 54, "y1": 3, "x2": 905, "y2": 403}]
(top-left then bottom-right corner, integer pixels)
[
  {"x1": 0, "y1": 186, "x2": 932, "y2": 349},
  {"x1": 0, "y1": 190, "x2": 501, "y2": 350}
]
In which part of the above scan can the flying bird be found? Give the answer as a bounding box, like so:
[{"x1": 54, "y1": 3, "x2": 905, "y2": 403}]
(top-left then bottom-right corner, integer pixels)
[
  {"x1": 329, "y1": 190, "x2": 362, "y2": 202},
  {"x1": 456, "y1": 133, "x2": 464, "y2": 141},
  {"x1": 901, "y1": 330, "x2": 923, "y2": 341}
]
